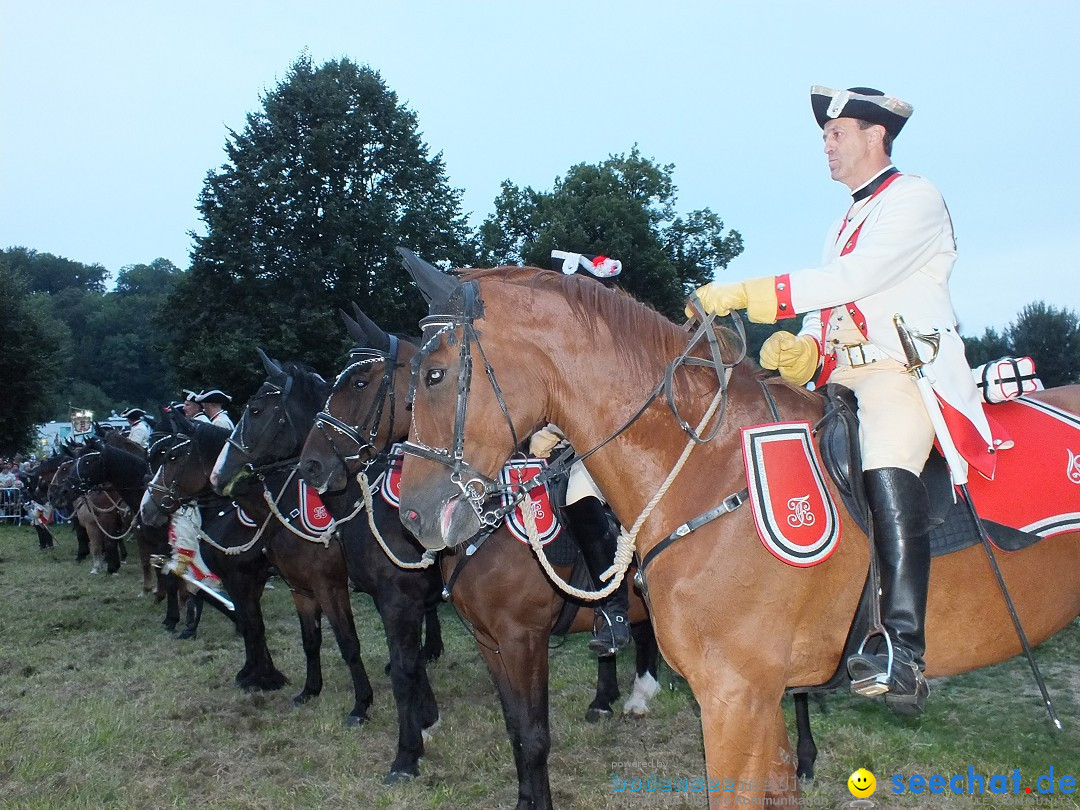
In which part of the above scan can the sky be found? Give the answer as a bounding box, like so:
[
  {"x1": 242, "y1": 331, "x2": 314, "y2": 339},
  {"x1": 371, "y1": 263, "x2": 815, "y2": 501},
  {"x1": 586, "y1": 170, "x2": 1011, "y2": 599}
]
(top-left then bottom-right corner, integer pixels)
[{"x1": 2, "y1": 1, "x2": 1078, "y2": 335}]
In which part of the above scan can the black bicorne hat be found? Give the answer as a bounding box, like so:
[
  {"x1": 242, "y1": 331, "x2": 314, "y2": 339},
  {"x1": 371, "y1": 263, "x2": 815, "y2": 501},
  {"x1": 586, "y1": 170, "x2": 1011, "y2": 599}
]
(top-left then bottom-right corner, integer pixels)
[
  {"x1": 811, "y1": 85, "x2": 913, "y2": 138},
  {"x1": 194, "y1": 389, "x2": 232, "y2": 405}
]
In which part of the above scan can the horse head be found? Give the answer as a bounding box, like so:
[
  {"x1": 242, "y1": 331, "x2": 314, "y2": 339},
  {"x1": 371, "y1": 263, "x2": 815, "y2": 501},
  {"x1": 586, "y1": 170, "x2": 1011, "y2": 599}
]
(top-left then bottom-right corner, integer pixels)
[
  {"x1": 141, "y1": 422, "x2": 230, "y2": 526},
  {"x1": 213, "y1": 351, "x2": 330, "y2": 497},
  {"x1": 299, "y1": 305, "x2": 414, "y2": 493}
]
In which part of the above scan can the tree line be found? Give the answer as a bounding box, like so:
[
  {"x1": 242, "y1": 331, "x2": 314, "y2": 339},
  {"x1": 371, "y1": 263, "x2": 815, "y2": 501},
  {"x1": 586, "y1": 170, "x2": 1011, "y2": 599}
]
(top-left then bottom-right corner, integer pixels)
[{"x1": 2, "y1": 55, "x2": 1076, "y2": 455}]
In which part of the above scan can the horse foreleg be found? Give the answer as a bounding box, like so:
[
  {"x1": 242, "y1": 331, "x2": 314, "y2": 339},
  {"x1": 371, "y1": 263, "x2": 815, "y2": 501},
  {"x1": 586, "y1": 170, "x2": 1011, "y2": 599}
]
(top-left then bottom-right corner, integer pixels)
[
  {"x1": 477, "y1": 637, "x2": 554, "y2": 810},
  {"x1": 623, "y1": 620, "x2": 661, "y2": 718},
  {"x1": 289, "y1": 591, "x2": 325, "y2": 708},
  {"x1": 587, "y1": 654, "x2": 619, "y2": 721},
  {"x1": 225, "y1": 571, "x2": 288, "y2": 692},
  {"x1": 695, "y1": 681, "x2": 798, "y2": 808},
  {"x1": 422, "y1": 603, "x2": 444, "y2": 664},
  {"x1": 377, "y1": 598, "x2": 432, "y2": 783},
  {"x1": 316, "y1": 585, "x2": 374, "y2": 728}
]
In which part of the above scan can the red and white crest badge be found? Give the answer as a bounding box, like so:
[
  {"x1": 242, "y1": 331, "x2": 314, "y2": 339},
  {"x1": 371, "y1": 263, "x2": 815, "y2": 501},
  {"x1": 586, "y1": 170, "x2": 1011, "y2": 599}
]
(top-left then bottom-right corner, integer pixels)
[
  {"x1": 741, "y1": 422, "x2": 841, "y2": 567},
  {"x1": 297, "y1": 482, "x2": 334, "y2": 535},
  {"x1": 379, "y1": 444, "x2": 407, "y2": 508},
  {"x1": 500, "y1": 458, "x2": 562, "y2": 546}
]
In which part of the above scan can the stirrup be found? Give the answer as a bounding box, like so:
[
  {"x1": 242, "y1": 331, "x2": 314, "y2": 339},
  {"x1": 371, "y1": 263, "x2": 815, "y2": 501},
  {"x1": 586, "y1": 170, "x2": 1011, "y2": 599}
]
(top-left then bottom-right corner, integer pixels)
[
  {"x1": 848, "y1": 630, "x2": 895, "y2": 697},
  {"x1": 588, "y1": 609, "x2": 630, "y2": 655}
]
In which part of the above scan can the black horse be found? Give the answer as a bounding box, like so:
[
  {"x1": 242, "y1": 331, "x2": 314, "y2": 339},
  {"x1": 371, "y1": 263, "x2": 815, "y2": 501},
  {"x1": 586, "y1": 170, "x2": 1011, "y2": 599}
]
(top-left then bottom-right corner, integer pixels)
[{"x1": 211, "y1": 351, "x2": 443, "y2": 783}]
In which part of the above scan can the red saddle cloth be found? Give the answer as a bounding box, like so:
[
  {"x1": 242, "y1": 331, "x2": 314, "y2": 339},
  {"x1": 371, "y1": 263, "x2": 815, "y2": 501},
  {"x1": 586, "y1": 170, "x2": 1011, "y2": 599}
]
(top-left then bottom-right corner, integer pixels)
[
  {"x1": 966, "y1": 396, "x2": 1080, "y2": 539},
  {"x1": 741, "y1": 422, "x2": 841, "y2": 567}
]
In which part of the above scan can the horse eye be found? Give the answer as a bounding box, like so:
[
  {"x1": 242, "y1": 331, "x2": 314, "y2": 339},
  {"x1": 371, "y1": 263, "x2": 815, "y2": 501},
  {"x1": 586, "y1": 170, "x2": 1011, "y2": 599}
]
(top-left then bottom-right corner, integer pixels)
[
  {"x1": 250, "y1": 407, "x2": 261, "y2": 417},
  {"x1": 424, "y1": 369, "x2": 445, "y2": 386},
  {"x1": 354, "y1": 378, "x2": 368, "y2": 389}
]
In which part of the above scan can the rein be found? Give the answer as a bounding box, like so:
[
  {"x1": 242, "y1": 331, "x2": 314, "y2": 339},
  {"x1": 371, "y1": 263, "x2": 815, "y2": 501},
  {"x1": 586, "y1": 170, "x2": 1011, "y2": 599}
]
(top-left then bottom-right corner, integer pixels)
[{"x1": 401, "y1": 279, "x2": 747, "y2": 538}]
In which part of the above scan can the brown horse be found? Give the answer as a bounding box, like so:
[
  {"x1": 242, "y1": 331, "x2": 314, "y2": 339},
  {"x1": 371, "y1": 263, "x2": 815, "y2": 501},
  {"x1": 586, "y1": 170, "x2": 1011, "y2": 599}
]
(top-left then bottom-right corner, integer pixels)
[
  {"x1": 300, "y1": 307, "x2": 664, "y2": 810},
  {"x1": 394, "y1": 259, "x2": 1080, "y2": 807}
]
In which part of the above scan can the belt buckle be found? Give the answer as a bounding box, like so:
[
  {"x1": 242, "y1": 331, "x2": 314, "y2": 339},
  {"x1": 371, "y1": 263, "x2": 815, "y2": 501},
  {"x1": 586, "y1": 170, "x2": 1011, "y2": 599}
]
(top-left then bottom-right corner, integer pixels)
[{"x1": 842, "y1": 344, "x2": 868, "y2": 367}]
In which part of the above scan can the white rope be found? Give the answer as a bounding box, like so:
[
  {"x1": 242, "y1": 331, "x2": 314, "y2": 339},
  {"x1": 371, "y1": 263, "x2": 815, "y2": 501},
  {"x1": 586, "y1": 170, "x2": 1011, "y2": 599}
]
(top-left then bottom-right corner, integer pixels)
[
  {"x1": 260, "y1": 469, "x2": 338, "y2": 548},
  {"x1": 521, "y1": 380, "x2": 728, "y2": 601},
  {"x1": 194, "y1": 508, "x2": 274, "y2": 556},
  {"x1": 358, "y1": 471, "x2": 435, "y2": 570},
  {"x1": 80, "y1": 490, "x2": 134, "y2": 541}
]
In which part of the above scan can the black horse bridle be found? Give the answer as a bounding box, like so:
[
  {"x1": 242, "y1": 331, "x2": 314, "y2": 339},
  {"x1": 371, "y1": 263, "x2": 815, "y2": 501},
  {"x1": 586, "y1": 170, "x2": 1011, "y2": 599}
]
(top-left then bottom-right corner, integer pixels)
[
  {"x1": 227, "y1": 374, "x2": 302, "y2": 475},
  {"x1": 311, "y1": 335, "x2": 403, "y2": 470},
  {"x1": 400, "y1": 279, "x2": 746, "y2": 530},
  {"x1": 145, "y1": 432, "x2": 216, "y2": 514}
]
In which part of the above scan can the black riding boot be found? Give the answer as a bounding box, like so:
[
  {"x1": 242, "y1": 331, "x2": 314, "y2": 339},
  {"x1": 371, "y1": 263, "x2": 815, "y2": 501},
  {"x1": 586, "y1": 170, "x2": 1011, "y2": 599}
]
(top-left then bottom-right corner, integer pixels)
[
  {"x1": 563, "y1": 497, "x2": 632, "y2": 656},
  {"x1": 176, "y1": 594, "x2": 202, "y2": 640},
  {"x1": 848, "y1": 467, "x2": 931, "y2": 715}
]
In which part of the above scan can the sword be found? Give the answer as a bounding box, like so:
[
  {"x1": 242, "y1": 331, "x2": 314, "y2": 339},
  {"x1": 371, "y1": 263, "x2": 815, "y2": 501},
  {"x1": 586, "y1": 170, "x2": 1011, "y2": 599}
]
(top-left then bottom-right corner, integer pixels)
[
  {"x1": 151, "y1": 554, "x2": 236, "y2": 612},
  {"x1": 893, "y1": 315, "x2": 1060, "y2": 730}
]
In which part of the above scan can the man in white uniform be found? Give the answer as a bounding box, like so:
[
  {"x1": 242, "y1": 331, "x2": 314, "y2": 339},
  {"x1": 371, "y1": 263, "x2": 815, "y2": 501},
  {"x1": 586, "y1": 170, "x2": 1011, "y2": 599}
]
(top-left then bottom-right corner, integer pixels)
[
  {"x1": 195, "y1": 390, "x2": 234, "y2": 430},
  {"x1": 181, "y1": 390, "x2": 211, "y2": 423},
  {"x1": 690, "y1": 86, "x2": 1003, "y2": 715},
  {"x1": 121, "y1": 408, "x2": 151, "y2": 448}
]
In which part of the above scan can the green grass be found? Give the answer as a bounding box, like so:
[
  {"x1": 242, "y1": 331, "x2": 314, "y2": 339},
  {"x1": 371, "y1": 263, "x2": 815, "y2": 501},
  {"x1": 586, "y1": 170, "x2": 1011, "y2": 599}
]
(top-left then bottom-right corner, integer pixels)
[{"x1": 0, "y1": 522, "x2": 1077, "y2": 809}]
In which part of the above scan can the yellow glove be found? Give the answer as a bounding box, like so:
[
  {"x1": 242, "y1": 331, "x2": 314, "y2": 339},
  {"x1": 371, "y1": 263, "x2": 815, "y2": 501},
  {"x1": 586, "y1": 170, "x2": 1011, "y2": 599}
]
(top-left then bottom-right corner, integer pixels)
[
  {"x1": 528, "y1": 426, "x2": 564, "y2": 459},
  {"x1": 759, "y1": 332, "x2": 819, "y2": 386},
  {"x1": 685, "y1": 277, "x2": 779, "y2": 323}
]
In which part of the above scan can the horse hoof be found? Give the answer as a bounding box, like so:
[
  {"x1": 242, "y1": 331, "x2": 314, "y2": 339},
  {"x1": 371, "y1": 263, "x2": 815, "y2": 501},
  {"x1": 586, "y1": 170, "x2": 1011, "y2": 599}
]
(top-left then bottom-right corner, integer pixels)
[
  {"x1": 345, "y1": 713, "x2": 367, "y2": 727},
  {"x1": 290, "y1": 692, "x2": 315, "y2": 708},
  {"x1": 585, "y1": 707, "x2": 614, "y2": 723},
  {"x1": 383, "y1": 770, "x2": 417, "y2": 785}
]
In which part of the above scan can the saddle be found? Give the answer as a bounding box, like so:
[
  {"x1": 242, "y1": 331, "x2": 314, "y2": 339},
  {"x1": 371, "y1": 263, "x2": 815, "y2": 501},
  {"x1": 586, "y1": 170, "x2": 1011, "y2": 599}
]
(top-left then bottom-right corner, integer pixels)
[{"x1": 793, "y1": 384, "x2": 1044, "y2": 695}]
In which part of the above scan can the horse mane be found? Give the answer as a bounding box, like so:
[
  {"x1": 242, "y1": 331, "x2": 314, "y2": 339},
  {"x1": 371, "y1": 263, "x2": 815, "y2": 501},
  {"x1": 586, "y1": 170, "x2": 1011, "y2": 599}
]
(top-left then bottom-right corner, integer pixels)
[
  {"x1": 276, "y1": 361, "x2": 331, "y2": 404},
  {"x1": 459, "y1": 266, "x2": 746, "y2": 396},
  {"x1": 191, "y1": 421, "x2": 231, "y2": 458}
]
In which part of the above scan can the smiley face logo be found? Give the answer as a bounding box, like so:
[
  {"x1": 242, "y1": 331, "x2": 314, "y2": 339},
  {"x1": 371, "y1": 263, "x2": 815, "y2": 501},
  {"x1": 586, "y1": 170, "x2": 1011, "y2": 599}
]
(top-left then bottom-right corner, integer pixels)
[{"x1": 848, "y1": 768, "x2": 876, "y2": 798}]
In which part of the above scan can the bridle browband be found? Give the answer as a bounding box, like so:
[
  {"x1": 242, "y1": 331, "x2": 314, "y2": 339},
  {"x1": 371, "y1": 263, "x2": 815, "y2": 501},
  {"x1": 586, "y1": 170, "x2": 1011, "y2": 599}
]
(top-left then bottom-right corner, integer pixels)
[
  {"x1": 226, "y1": 373, "x2": 302, "y2": 475},
  {"x1": 311, "y1": 335, "x2": 402, "y2": 470},
  {"x1": 399, "y1": 277, "x2": 747, "y2": 530}
]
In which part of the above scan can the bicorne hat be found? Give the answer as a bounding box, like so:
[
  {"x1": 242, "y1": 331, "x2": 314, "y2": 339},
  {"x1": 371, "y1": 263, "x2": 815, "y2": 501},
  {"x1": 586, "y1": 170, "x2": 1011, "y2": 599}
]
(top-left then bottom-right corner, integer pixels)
[
  {"x1": 120, "y1": 407, "x2": 146, "y2": 419},
  {"x1": 811, "y1": 86, "x2": 913, "y2": 138},
  {"x1": 194, "y1": 389, "x2": 232, "y2": 405}
]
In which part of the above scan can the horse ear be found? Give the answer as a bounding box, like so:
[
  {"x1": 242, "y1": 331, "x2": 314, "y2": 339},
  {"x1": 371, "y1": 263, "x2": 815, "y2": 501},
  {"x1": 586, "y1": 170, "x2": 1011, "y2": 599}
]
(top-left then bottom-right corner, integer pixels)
[
  {"x1": 351, "y1": 303, "x2": 391, "y2": 351},
  {"x1": 257, "y1": 347, "x2": 284, "y2": 377},
  {"x1": 339, "y1": 308, "x2": 369, "y2": 346},
  {"x1": 396, "y1": 247, "x2": 460, "y2": 308}
]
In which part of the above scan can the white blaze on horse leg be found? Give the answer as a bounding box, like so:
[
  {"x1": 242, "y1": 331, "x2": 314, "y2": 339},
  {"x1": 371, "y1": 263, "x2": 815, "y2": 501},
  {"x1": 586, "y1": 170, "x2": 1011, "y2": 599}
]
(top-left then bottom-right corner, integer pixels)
[{"x1": 623, "y1": 671, "x2": 661, "y2": 717}]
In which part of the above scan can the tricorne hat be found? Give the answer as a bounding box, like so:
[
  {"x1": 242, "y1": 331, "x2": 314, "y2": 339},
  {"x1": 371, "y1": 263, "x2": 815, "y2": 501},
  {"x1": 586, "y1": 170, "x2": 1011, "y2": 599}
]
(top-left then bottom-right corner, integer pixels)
[
  {"x1": 194, "y1": 389, "x2": 232, "y2": 405},
  {"x1": 811, "y1": 86, "x2": 913, "y2": 138},
  {"x1": 120, "y1": 407, "x2": 146, "y2": 419},
  {"x1": 183, "y1": 389, "x2": 200, "y2": 403}
]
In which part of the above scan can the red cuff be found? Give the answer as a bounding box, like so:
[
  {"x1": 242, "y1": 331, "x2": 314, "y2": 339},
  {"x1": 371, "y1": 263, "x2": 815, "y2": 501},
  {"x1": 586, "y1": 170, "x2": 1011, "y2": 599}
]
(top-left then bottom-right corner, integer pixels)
[{"x1": 774, "y1": 274, "x2": 796, "y2": 320}]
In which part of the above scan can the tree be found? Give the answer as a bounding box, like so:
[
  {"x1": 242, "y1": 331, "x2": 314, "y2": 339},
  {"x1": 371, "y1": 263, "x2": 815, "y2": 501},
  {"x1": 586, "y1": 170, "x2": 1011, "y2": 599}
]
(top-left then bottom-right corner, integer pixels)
[
  {"x1": 477, "y1": 147, "x2": 744, "y2": 321},
  {"x1": 962, "y1": 326, "x2": 1012, "y2": 368},
  {"x1": 1, "y1": 246, "x2": 108, "y2": 294},
  {"x1": 1006, "y1": 302, "x2": 1080, "y2": 388},
  {"x1": 165, "y1": 55, "x2": 475, "y2": 400},
  {"x1": 0, "y1": 260, "x2": 65, "y2": 453}
]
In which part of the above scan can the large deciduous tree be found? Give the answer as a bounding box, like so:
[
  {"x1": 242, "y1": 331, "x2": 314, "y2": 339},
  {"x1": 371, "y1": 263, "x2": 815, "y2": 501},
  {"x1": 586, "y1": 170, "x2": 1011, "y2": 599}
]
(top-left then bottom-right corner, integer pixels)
[
  {"x1": 477, "y1": 147, "x2": 744, "y2": 320},
  {"x1": 0, "y1": 259, "x2": 65, "y2": 453},
  {"x1": 1005, "y1": 302, "x2": 1080, "y2": 388},
  {"x1": 166, "y1": 56, "x2": 474, "y2": 399}
]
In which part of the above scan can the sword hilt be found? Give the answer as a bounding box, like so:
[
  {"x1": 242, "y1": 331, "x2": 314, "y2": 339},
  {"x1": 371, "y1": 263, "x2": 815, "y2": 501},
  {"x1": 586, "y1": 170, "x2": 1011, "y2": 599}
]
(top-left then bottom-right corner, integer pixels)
[{"x1": 893, "y1": 314, "x2": 940, "y2": 373}]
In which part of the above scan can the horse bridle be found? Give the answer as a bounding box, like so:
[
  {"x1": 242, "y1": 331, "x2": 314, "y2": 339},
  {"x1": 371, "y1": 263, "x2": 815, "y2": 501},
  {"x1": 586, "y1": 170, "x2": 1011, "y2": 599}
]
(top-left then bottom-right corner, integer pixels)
[
  {"x1": 145, "y1": 433, "x2": 216, "y2": 514},
  {"x1": 312, "y1": 335, "x2": 402, "y2": 470},
  {"x1": 227, "y1": 374, "x2": 302, "y2": 474},
  {"x1": 400, "y1": 280, "x2": 747, "y2": 529}
]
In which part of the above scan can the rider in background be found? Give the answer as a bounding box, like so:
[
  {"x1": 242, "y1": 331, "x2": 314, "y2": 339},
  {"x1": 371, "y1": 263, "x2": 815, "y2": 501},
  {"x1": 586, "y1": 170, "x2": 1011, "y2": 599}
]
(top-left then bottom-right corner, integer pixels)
[
  {"x1": 689, "y1": 86, "x2": 1003, "y2": 714},
  {"x1": 194, "y1": 390, "x2": 234, "y2": 430},
  {"x1": 121, "y1": 408, "x2": 152, "y2": 448},
  {"x1": 180, "y1": 390, "x2": 211, "y2": 423}
]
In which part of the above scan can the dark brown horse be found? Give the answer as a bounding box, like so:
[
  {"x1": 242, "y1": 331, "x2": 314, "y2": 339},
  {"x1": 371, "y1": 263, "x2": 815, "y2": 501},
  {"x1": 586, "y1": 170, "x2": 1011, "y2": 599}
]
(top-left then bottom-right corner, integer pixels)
[
  {"x1": 211, "y1": 353, "x2": 442, "y2": 782},
  {"x1": 299, "y1": 307, "x2": 664, "y2": 810},
  {"x1": 394, "y1": 260, "x2": 1080, "y2": 807}
]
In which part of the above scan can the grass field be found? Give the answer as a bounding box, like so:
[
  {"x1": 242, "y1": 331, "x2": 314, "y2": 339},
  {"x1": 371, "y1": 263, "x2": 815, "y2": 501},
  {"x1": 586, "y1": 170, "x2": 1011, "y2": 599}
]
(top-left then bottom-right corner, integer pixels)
[{"x1": 0, "y1": 521, "x2": 1077, "y2": 809}]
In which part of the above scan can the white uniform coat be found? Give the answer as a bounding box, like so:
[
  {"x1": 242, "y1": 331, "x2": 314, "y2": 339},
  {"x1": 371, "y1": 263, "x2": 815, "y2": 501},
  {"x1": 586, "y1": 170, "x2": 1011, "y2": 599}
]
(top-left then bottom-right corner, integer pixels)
[{"x1": 787, "y1": 172, "x2": 998, "y2": 478}]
